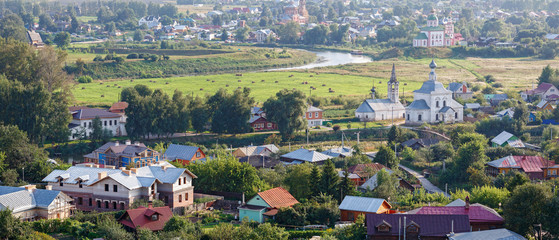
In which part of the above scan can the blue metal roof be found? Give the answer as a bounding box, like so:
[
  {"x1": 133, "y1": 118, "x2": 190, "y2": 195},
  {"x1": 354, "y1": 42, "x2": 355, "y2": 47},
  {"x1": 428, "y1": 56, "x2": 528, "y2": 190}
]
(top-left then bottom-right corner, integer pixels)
[
  {"x1": 339, "y1": 196, "x2": 390, "y2": 213},
  {"x1": 407, "y1": 99, "x2": 430, "y2": 110},
  {"x1": 165, "y1": 144, "x2": 200, "y2": 161},
  {"x1": 414, "y1": 80, "x2": 450, "y2": 94}
]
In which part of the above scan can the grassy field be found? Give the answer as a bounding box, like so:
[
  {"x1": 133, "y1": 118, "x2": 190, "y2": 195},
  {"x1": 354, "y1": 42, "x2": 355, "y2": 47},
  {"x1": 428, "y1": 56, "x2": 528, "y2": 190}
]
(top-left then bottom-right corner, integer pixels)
[
  {"x1": 72, "y1": 71, "x2": 425, "y2": 105},
  {"x1": 76, "y1": 16, "x2": 97, "y2": 23}
]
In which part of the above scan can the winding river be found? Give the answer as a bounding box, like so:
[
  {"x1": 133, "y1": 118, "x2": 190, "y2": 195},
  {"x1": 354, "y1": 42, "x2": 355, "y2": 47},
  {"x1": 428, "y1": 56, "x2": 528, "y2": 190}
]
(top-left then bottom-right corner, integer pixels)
[{"x1": 269, "y1": 50, "x2": 373, "y2": 71}]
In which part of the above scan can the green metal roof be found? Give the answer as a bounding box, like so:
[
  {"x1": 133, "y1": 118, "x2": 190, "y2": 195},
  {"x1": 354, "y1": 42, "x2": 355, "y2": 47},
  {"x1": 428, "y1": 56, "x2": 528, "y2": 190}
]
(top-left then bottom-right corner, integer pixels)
[
  {"x1": 427, "y1": 14, "x2": 438, "y2": 20},
  {"x1": 420, "y1": 26, "x2": 445, "y2": 31},
  {"x1": 414, "y1": 33, "x2": 428, "y2": 40}
]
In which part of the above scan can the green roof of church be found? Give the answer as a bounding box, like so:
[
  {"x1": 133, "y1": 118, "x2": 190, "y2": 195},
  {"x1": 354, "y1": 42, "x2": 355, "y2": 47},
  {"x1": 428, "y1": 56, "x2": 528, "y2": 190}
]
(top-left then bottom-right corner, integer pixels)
[
  {"x1": 414, "y1": 33, "x2": 428, "y2": 40},
  {"x1": 427, "y1": 14, "x2": 438, "y2": 20},
  {"x1": 420, "y1": 26, "x2": 445, "y2": 31}
]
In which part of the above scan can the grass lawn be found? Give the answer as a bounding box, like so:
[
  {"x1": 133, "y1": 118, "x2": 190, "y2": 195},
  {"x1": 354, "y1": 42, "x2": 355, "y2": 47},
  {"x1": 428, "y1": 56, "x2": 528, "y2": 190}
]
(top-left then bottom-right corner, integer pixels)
[
  {"x1": 72, "y1": 71, "x2": 424, "y2": 105},
  {"x1": 76, "y1": 16, "x2": 97, "y2": 23}
]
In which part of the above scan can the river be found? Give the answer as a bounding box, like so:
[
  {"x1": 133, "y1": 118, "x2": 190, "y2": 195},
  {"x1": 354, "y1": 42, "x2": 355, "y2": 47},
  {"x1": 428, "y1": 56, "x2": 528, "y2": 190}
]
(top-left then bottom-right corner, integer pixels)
[{"x1": 269, "y1": 50, "x2": 373, "y2": 71}]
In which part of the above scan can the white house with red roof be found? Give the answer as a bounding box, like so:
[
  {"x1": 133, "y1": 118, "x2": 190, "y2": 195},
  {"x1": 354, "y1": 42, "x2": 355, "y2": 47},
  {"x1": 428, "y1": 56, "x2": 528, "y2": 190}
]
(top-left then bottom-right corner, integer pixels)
[{"x1": 521, "y1": 83, "x2": 559, "y2": 102}]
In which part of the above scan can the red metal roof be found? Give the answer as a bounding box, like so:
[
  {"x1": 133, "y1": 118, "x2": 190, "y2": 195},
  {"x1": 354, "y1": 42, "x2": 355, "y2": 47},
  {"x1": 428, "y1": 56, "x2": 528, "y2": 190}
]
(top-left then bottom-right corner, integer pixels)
[
  {"x1": 415, "y1": 206, "x2": 504, "y2": 223},
  {"x1": 348, "y1": 163, "x2": 387, "y2": 178},
  {"x1": 257, "y1": 187, "x2": 299, "y2": 209},
  {"x1": 118, "y1": 206, "x2": 172, "y2": 231},
  {"x1": 109, "y1": 102, "x2": 129, "y2": 112}
]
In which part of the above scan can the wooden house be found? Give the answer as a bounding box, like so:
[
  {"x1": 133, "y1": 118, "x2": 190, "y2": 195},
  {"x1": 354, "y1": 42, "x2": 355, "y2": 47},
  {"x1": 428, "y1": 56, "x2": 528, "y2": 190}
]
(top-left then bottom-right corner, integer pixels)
[
  {"x1": 164, "y1": 144, "x2": 206, "y2": 165},
  {"x1": 339, "y1": 196, "x2": 392, "y2": 222}
]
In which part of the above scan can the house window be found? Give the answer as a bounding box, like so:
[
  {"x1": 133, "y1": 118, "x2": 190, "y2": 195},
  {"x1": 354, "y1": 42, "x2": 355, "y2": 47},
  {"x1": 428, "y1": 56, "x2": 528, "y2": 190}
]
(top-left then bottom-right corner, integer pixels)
[
  {"x1": 179, "y1": 195, "x2": 182, "y2": 202},
  {"x1": 89, "y1": 198, "x2": 92, "y2": 206},
  {"x1": 97, "y1": 200, "x2": 101, "y2": 208},
  {"x1": 267, "y1": 123, "x2": 272, "y2": 128},
  {"x1": 113, "y1": 185, "x2": 118, "y2": 192},
  {"x1": 178, "y1": 178, "x2": 182, "y2": 185},
  {"x1": 79, "y1": 181, "x2": 83, "y2": 188},
  {"x1": 83, "y1": 122, "x2": 87, "y2": 128},
  {"x1": 308, "y1": 113, "x2": 311, "y2": 118},
  {"x1": 196, "y1": 152, "x2": 201, "y2": 158},
  {"x1": 443, "y1": 100, "x2": 447, "y2": 107},
  {"x1": 104, "y1": 121, "x2": 107, "y2": 126},
  {"x1": 436, "y1": 114, "x2": 439, "y2": 121},
  {"x1": 88, "y1": 122, "x2": 91, "y2": 128},
  {"x1": 184, "y1": 177, "x2": 187, "y2": 184},
  {"x1": 185, "y1": 193, "x2": 189, "y2": 201},
  {"x1": 151, "y1": 214, "x2": 158, "y2": 221},
  {"x1": 120, "y1": 202, "x2": 125, "y2": 210},
  {"x1": 59, "y1": 180, "x2": 63, "y2": 187},
  {"x1": 78, "y1": 197, "x2": 83, "y2": 205},
  {"x1": 113, "y1": 202, "x2": 117, "y2": 209},
  {"x1": 455, "y1": 112, "x2": 458, "y2": 118},
  {"x1": 104, "y1": 184, "x2": 109, "y2": 192},
  {"x1": 109, "y1": 121, "x2": 112, "y2": 126},
  {"x1": 418, "y1": 114, "x2": 422, "y2": 121},
  {"x1": 407, "y1": 114, "x2": 410, "y2": 120},
  {"x1": 164, "y1": 196, "x2": 169, "y2": 204},
  {"x1": 114, "y1": 120, "x2": 117, "y2": 125},
  {"x1": 315, "y1": 112, "x2": 319, "y2": 117},
  {"x1": 105, "y1": 201, "x2": 109, "y2": 209}
]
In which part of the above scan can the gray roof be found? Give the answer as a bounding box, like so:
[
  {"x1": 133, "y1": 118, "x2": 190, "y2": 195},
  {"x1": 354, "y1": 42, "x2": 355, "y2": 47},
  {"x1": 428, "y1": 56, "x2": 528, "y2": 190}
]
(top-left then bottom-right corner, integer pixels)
[
  {"x1": 447, "y1": 82, "x2": 464, "y2": 92},
  {"x1": 87, "y1": 141, "x2": 153, "y2": 159},
  {"x1": 359, "y1": 169, "x2": 395, "y2": 190},
  {"x1": 465, "y1": 103, "x2": 481, "y2": 109},
  {"x1": 0, "y1": 186, "x2": 65, "y2": 213},
  {"x1": 72, "y1": 108, "x2": 121, "y2": 120},
  {"x1": 338, "y1": 196, "x2": 389, "y2": 213},
  {"x1": 355, "y1": 99, "x2": 405, "y2": 113},
  {"x1": 307, "y1": 105, "x2": 323, "y2": 112},
  {"x1": 43, "y1": 167, "x2": 122, "y2": 185},
  {"x1": 321, "y1": 147, "x2": 354, "y2": 158},
  {"x1": 439, "y1": 106, "x2": 455, "y2": 113},
  {"x1": 491, "y1": 131, "x2": 515, "y2": 146},
  {"x1": 407, "y1": 99, "x2": 430, "y2": 110},
  {"x1": 238, "y1": 144, "x2": 279, "y2": 156},
  {"x1": 448, "y1": 229, "x2": 526, "y2": 240},
  {"x1": 281, "y1": 148, "x2": 333, "y2": 163},
  {"x1": 414, "y1": 80, "x2": 451, "y2": 94},
  {"x1": 164, "y1": 144, "x2": 201, "y2": 161},
  {"x1": 446, "y1": 199, "x2": 466, "y2": 207}
]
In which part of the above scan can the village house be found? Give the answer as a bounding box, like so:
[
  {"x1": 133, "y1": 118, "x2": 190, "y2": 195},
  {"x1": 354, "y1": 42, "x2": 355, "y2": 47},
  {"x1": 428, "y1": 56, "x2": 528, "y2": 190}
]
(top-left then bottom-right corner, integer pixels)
[
  {"x1": 407, "y1": 197, "x2": 505, "y2": 231},
  {"x1": 494, "y1": 108, "x2": 514, "y2": 119},
  {"x1": 413, "y1": 10, "x2": 459, "y2": 47},
  {"x1": 355, "y1": 64, "x2": 406, "y2": 122},
  {"x1": 448, "y1": 228, "x2": 526, "y2": 240},
  {"x1": 238, "y1": 187, "x2": 298, "y2": 223},
  {"x1": 321, "y1": 146, "x2": 354, "y2": 158},
  {"x1": 406, "y1": 60, "x2": 464, "y2": 124},
  {"x1": 68, "y1": 107, "x2": 127, "y2": 140},
  {"x1": 27, "y1": 30, "x2": 44, "y2": 48},
  {"x1": 339, "y1": 196, "x2": 392, "y2": 222},
  {"x1": 164, "y1": 144, "x2": 206, "y2": 165},
  {"x1": 521, "y1": 83, "x2": 559, "y2": 102},
  {"x1": 233, "y1": 144, "x2": 279, "y2": 159},
  {"x1": 279, "y1": 0, "x2": 309, "y2": 23},
  {"x1": 306, "y1": 105, "x2": 324, "y2": 127},
  {"x1": 342, "y1": 163, "x2": 387, "y2": 186},
  {"x1": 367, "y1": 214, "x2": 470, "y2": 239},
  {"x1": 42, "y1": 162, "x2": 197, "y2": 212},
  {"x1": 359, "y1": 169, "x2": 416, "y2": 192},
  {"x1": 138, "y1": 16, "x2": 161, "y2": 29},
  {"x1": 491, "y1": 131, "x2": 524, "y2": 148},
  {"x1": 83, "y1": 140, "x2": 161, "y2": 168},
  {"x1": 0, "y1": 185, "x2": 74, "y2": 221},
  {"x1": 447, "y1": 82, "x2": 473, "y2": 100},
  {"x1": 485, "y1": 94, "x2": 508, "y2": 106},
  {"x1": 486, "y1": 155, "x2": 559, "y2": 180},
  {"x1": 254, "y1": 29, "x2": 275, "y2": 43},
  {"x1": 280, "y1": 148, "x2": 333, "y2": 165},
  {"x1": 249, "y1": 107, "x2": 277, "y2": 131},
  {"x1": 401, "y1": 138, "x2": 441, "y2": 150},
  {"x1": 536, "y1": 99, "x2": 554, "y2": 111},
  {"x1": 118, "y1": 202, "x2": 173, "y2": 232}
]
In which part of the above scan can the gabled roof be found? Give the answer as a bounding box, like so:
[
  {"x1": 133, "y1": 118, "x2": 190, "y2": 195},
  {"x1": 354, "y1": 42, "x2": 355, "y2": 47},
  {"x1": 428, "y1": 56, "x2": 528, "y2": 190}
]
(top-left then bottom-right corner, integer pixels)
[
  {"x1": 256, "y1": 187, "x2": 299, "y2": 208},
  {"x1": 119, "y1": 206, "x2": 172, "y2": 231},
  {"x1": 448, "y1": 228, "x2": 526, "y2": 240},
  {"x1": 524, "y1": 83, "x2": 555, "y2": 95},
  {"x1": 401, "y1": 138, "x2": 441, "y2": 149},
  {"x1": 487, "y1": 155, "x2": 557, "y2": 172},
  {"x1": 414, "y1": 32, "x2": 428, "y2": 40},
  {"x1": 321, "y1": 147, "x2": 354, "y2": 158},
  {"x1": 414, "y1": 80, "x2": 451, "y2": 94},
  {"x1": 465, "y1": 103, "x2": 480, "y2": 109},
  {"x1": 72, "y1": 108, "x2": 121, "y2": 120},
  {"x1": 109, "y1": 102, "x2": 129, "y2": 112},
  {"x1": 413, "y1": 205, "x2": 504, "y2": 223},
  {"x1": 0, "y1": 186, "x2": 66, "y2": 213},
  {"x1": 447, "y1": 82, "x2": 465, "y2": 92},
  {"x1": 366, "y1": 214, "x2": 470, "y2": 236},
  {"x1": 359, "y1": 169, "x2": 396, "y2": 190},
  {"x1": 537, "y1": 99, "x2": 550, "y2": 109},
  {"x1": 307, "y1": 105, "x2": 323, "y2": 112},
  {"x1": 281, "y1": 148, "x2": 333, "y2": 163},
  {"x1": 164, "y1": 144, "x2": 202, "y2": 161},
  {"x1": 491, "y1": 131, "x2": 517, "y2": 146},
  {"x1": 347, "y1": 163, "x2": 387, "y2": 178},
  {"x1": 355, "y1": 99, "x2": 405, "y2": 113},
  {"x1": 237, "y1": 144, "x2": 279, "y2": 157},
  {"x1": 446, "y1": 199, "x2": 466, "y2": 207},
  {"x1": 339, "y1": 196, "x2": 391, "y2": 213},
  {"x1": 407, "y1": 99, "x2": 430, "y2": 110}
]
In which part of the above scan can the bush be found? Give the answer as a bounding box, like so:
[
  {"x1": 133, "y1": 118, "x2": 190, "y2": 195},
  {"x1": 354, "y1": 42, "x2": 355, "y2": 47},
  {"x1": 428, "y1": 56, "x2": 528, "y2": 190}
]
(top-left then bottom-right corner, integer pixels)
[
  {"x1": 104, "y1": 54, "x2": 114, "y2": 61},
  {"x1": 77, "y1": 76, "x2": 92, "y2": 83},
  {"x1": 93, "y1": 55, "x2": 104, "y2": 61},
  {"x1": 287, "y1": 230, "x2": 325, "y2": 239},
  {"x1": 114, "y1": 57, "x2": 125, "y2": 64},
  {"x1": 126, "y1": 53, "x2": 139, "y2": 59}
]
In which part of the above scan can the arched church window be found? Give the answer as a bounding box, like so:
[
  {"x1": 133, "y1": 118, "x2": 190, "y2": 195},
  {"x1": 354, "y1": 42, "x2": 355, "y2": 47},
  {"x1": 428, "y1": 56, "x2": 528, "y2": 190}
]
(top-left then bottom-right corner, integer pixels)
[
  {"x1": 436, "y1": 101, "x2": 439, "y2": 108},
  {"x1": 443, "y1": 100, "x2": 447, "y2": 107}
]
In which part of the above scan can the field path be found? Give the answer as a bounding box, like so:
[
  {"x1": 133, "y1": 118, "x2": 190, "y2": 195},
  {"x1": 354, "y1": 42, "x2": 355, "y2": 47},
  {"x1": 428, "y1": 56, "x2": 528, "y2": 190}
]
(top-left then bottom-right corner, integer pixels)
[{"x1": 447, "y1": 59, "x2": 482, "y2": 79}]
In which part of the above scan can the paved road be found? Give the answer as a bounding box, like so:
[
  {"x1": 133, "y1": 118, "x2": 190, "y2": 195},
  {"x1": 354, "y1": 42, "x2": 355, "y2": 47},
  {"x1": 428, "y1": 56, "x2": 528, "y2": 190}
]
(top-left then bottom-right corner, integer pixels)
[{"x1": 399, "y1": 164, "x2": 450, "y2": 197}]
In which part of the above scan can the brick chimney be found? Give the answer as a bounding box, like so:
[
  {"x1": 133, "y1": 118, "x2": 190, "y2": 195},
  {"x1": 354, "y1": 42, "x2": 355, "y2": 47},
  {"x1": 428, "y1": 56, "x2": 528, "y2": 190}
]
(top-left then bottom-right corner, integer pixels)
[
  {"x1": 130, "y1": 168, "x2": 138, "y2": 174},
  {"x1": 45, "y1": 185, "x2": 52, "y2": 190},
  {"x1": 115, "y1": 141, "x2": 119, "y2": 146},
  {"x1": 148, "y1": 200, "x2": 153, "y2": 209},
  {"x1": 24, "y1": 185, "x2": 36, "y2": 191},
  {"x1": 161, "y1": 165, "x2": 169, "y2": 171},
  {"x1": 98, "y1": 171, "x2": 107, "y2": 180},
  {"x1": 134, "y1": 141, "x2": 140, "y2": 146},
  {"x1": 122, "y1": 169, "x2": 131, "y2": 175},
  {"x1": 465, "y1": 196, "x2": 470, "y2": 210},
  {"x1": 125, "y1": 140, "x2": 131, "y2": 145}
]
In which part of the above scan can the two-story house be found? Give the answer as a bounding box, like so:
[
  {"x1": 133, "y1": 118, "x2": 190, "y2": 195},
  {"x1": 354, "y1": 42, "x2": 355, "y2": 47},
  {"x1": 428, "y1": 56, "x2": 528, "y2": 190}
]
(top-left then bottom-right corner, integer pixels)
[
  {"x1": 306, "y1": 105, "x2": 324, "y2": 127},
  {"x1": 447, "y1": 82, "x2": 473, "y2": 100},
  {"x1": 83, "y1": 140, "x2": 161, "y2": 168},
  {"x1": 42, "y1": 162, "x2": 197, "y2": 212},
  {"x1": 0, "y1": 185, "x2": 74, "y2": 221},
  {"x1": 164, "y1": 144, "x2": 206, "y2": 165},
  {"x1": 138, "y1": 16, "x2": 161, "y2": 29},
  {"x1": 68, "y1": 107, "x2": 126, "y2": 140},
  {"x1": 521, "y1": 83, "x2": 559, "y2": 102}
]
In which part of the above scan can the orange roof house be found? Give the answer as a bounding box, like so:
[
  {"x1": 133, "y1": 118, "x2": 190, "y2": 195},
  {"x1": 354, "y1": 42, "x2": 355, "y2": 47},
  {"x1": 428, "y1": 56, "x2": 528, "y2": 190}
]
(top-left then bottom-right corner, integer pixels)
[
  {"x1": 118, "y1": 203, "x2": 173, "y2": 231},
  {"x1": 238, "y1": 187, "x2": 299, "y2": 223}
]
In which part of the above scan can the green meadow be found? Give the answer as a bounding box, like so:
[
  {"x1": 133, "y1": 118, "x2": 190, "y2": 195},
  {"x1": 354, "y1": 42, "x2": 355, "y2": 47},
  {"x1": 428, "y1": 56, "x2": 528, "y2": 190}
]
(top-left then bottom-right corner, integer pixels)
[{"x1": 71, "y1": 71, "x2": 424, "y2": 106}]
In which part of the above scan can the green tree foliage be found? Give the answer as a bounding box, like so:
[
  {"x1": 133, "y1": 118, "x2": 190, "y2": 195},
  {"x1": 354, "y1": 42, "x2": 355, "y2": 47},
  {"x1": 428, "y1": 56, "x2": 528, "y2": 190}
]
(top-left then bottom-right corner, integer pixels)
[
  {"x1": 547, "y1": 15, "x2": 559, "y2": 29},
  {"x1": 372, "y1": 169, "x2": 398, "y2": 200},
  {"x1": 208, "y1": 88, "x2": 254, "y2": 134},
  {"x1": 187, "y1": 155, "x2": 266, "y2": 197},
  {"x1": 39, "y1": 14, "x2": 57, "y2": 32},
  {"x1": 190, "y1": 96, "x2": 210, "y2": 133},
  {"x1": 494, "y1": 171, "x2": 530, "y2": 192},
  {"x1": 320, "y1": 159, "x2": 339, "y2": 197},
  {"x1": 277, "y1": 21, "x2": 301, "y2": 44},
  {"x1": 1, "y1": 169, "x2": 21, "y2": 186},
  {"x1": 387, "y1": 125, "x2": 401, "y2": 144},
  {"x1": 284, "y1": 163, "x2": 313, "y2": 200},
  {"x1": 396, "y1": 188, "x2": 450, "y2": 208},
  {"x1": 235, "y1": 27, "x2": 250, "y2": 42},
  {"x1": 0, "y1": 209, "x2": 32, "y2": 240},
  {"x1": 374, "y1": 146, "x2": 399, "y2": 169},
  {"x1": 304, "y1": 25, "x2": 329, "y2": 45},
  {"x1": 504, "y1": 183, "x2": 553, "y2": 236},
  {"x1": 276, "y1": 207, "x2": 306, "y2": 226},
  {"x1": 163, "y1": 215, "x2": 201, "y2": 236},
  {"x1": 326, "y1": 213, "x2": 367, "y2": 240},
  {"x1": 309, "y1": 164, "x2": 321, "y2": 196},
  {"x1": 96, "y1": 217, "x2": 133, "y2": 240},
  {"x1": 89, "y1": 116, "x2": 113, "y2": 143},
  {"x1": 451, "y1": 186, "x2": 509, "y2": 209},
  {"x1": 538, "y1": 65, "x2": 556, "y2": 85},
  {"x1": 431, "y1": 142, "x2": 455, "y2": 162},
  {"x1": 0, "y1": 14, "x2": 27, "y2": 41},
  {"x1": 137, "y1": 228, "x2": 159, "y2": 240},
  {"x1": 122, "y1": 85, "x2": 191, "y2": 139},
  {"x1": 263, "y1": 89, "x2": 307, "y2": 140},
  {"x1": 453, "y1": 132, "x2": 487, "y2": 148},
  {"x1": 133, "y1": 30, "x2": 143, "y2": 41},
  {"x1": 0, "y1": 124, "x2": 48, "y2": 170},
  {"x1": 441, "y1": 140, "x2": 489, "y2": 187}
]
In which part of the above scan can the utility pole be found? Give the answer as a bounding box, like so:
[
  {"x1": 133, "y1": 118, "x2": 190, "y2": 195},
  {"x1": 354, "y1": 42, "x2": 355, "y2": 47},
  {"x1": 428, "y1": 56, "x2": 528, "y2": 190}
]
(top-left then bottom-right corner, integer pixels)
[{"x1": 355, "y1": 131, "x2": 360, "y2": 144}]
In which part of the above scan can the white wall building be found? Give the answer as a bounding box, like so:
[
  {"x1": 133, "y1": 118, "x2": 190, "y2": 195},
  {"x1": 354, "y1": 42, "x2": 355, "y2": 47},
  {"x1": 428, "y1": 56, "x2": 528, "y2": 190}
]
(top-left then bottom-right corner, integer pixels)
[
  {"x1": 69, "y1": 108, "x2": 127, "y2": 140},
  {"x1": 405, "y1": 60, "x2": 463, "y2": 124},
  {"x1": 355, "y1": 64, "x2": 406, "y2": 121},
  {"x1": 138, "y1": 16, "x2": 161, "y2": 29}
]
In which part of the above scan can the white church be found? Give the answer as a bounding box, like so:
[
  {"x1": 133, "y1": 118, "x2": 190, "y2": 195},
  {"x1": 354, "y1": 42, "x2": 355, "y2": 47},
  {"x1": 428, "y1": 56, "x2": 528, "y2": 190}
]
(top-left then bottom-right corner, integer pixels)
[
  {"x1": 355, "y1": 64, "x2": 406, "y2": 121},
  {"x1": 405, "y1": 60, "x2": 463, "y2": 124}
]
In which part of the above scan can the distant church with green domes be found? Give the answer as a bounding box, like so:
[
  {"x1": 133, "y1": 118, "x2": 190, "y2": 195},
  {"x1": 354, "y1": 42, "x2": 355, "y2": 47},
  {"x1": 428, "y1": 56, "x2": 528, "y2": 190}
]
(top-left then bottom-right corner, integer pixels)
[{"x1": 413, "y1": 10, "x2": 460, "y2": 47}]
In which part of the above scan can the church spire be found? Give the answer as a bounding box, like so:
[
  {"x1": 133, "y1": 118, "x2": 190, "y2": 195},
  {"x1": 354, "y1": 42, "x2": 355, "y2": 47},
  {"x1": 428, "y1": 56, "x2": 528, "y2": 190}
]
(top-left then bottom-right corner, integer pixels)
[
  {"x1": 389, "y1": 63, "x2": 397, "y2": 83},
  {"x1": 429, "y1": 59, "x2": 437, "y2": 81}
]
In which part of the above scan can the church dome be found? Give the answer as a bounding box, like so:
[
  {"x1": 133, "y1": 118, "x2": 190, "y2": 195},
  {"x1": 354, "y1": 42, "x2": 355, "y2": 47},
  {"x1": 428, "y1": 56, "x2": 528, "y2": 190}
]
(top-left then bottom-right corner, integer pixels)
[{"x1": 427, "y1": 13, "x2": 438, "y2": 21}]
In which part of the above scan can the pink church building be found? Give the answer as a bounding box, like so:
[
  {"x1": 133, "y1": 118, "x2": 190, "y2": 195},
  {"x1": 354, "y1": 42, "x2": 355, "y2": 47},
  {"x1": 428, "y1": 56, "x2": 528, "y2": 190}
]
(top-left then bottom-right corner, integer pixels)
[{"x1": 413, "y1": 10, "x2": 459, "y2": 47}]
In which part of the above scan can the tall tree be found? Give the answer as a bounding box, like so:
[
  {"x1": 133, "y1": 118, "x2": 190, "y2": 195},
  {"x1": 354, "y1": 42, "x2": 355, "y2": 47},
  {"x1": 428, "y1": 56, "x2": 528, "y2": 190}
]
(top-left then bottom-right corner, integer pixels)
[
  {"x1": 284, "y1": 163, "x2": 313, "y2": 200},
  {"x1": 209, "y1": 88, "x2": 254, "y2": 134},
  {"x1": 320, "y1": 159, "x2": 339, "y2": 197},
  {"x1": 387, "y1": 125, "x2": 401, "y2": 144},
  {"x1": 338, "y1": 169, "x2": 355, "y2": 202},
  {"x1": 0, "y1": 14, "x2": 27, "y2": 41},
  {"x1": 374, "y1": 146, "x2": 399, "y2": 169},
  {"x1": 372, "y1": 169, "x2": 398, "y2": 200},
  {"x1": 263, "y1": 89, "x2": 307, "y2": 140},
  {"x1": 277, "y1": 21, "x2": 301, "y2": 44},
  {"x1": 504, "y1": 183, "x2": 553, "y2": 236},
  {"x1": 309, "y1": 164, "x2": 321, "y2": 196},
  {"x1": 538, "y1": 65, "x2": 555, "y2": 85}
]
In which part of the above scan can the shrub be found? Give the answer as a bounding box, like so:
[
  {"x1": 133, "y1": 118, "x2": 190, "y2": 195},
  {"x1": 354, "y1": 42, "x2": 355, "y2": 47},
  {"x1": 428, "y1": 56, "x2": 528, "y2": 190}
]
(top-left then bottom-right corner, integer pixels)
[
  {"x1": 126, "y1": 53, "x2": 139, "y2": 59},
  {"x1": 287, "y1": 230, "x2": 325, "y2": 239},
  {"x1": 114, "y1": 57, "x2": 125, "y2": 64},
  {"x1": 104, "y1": 54, "x2": 114, "y2": 61},
  {"x1": 77, "y1": 76, "x2": 92, "y2": 83},
  {"x1": 93, "y1": 55, "x2": 104, "y2": 61}
]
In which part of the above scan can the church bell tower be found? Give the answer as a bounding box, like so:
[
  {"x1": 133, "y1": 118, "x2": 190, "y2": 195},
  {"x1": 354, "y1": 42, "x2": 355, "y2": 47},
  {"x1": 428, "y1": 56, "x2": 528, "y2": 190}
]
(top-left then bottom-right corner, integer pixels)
[{"x1": 387, "y1": 63, "x2": 399, "y2": 103}]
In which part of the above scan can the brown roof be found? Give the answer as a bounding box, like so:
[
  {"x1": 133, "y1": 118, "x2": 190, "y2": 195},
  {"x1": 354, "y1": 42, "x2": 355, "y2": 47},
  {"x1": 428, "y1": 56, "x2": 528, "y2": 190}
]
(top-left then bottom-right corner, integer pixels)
[
  {"x1": 109, "y1": 102, "x2": 129, "y2": 112},
  {"x1": 257, "y1": 187, "x2": 299, "y2": 208},
  {"x1": 348, "y1": 163, "x2": 387, "y2": 178},
  {"x1": 118, "y1": 206, "x2": 172, "y2": 231}
]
